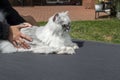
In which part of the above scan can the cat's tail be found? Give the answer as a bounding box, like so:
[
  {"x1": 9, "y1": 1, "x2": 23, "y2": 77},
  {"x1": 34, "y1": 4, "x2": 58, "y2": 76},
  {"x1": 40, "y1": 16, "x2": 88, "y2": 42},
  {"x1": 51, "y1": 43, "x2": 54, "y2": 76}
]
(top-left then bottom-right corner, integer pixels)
[{"x1": 0, "y1": 40, "x2": 17, "y2": 53}]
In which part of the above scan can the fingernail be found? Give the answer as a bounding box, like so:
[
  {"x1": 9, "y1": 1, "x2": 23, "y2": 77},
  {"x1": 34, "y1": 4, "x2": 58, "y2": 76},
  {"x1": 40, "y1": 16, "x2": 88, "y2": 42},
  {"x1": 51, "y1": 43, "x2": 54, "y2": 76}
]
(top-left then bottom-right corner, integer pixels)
[{"x1": 30, "y1": 38, "x2": 33, "y2": 42}]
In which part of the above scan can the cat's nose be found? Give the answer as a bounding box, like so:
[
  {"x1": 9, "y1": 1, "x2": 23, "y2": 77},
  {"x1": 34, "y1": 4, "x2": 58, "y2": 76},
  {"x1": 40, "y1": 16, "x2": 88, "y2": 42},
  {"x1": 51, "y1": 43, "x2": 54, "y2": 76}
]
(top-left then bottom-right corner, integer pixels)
[{"x1": 62, "y1": 24, "x2": 70, "y2": 32}]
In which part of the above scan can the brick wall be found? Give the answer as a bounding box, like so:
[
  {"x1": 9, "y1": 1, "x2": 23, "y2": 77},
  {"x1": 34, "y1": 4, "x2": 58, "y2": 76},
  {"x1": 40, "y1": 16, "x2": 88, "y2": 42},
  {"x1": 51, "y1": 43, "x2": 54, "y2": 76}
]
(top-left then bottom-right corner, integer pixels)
[{"x1": 83, "y1": 0, "x2": 95, "y2": 9}]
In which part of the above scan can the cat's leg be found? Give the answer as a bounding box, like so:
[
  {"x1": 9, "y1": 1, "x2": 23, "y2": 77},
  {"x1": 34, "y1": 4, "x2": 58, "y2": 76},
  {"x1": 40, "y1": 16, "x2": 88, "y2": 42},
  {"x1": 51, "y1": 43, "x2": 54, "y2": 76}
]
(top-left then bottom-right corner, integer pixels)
[{"x1": 57, "y1": 46, "x2": 75, "y2": 55}]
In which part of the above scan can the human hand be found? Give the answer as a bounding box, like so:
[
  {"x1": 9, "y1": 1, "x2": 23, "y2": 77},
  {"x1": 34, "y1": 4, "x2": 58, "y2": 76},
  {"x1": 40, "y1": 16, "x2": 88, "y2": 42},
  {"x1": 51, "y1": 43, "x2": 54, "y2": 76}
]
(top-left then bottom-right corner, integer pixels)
[{"x1": 9, "y1": 23, "x2": 32, "y2": 49}]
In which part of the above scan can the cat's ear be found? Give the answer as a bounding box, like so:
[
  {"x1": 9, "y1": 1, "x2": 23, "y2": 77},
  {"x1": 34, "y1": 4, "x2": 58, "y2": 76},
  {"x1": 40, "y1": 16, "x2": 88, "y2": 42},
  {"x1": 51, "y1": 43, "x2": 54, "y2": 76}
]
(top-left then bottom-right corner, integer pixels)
[
  {"x1": 64, "y1": 11, "x2": 69, "y2": 15},
  {"x1": 53, "y1": 13, "x2": 59, "y2": 22}
]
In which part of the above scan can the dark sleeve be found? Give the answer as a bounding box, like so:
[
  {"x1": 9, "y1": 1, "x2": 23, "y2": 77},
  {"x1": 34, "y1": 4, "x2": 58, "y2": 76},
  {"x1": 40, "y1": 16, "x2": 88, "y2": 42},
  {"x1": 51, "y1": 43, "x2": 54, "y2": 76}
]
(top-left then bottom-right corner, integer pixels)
[
  {"x1": 0, "y1": 22, "x2": 9, "y2": 40},
  {"x1": 2, "y1": 0, "x2": 26, "y2": 25}
]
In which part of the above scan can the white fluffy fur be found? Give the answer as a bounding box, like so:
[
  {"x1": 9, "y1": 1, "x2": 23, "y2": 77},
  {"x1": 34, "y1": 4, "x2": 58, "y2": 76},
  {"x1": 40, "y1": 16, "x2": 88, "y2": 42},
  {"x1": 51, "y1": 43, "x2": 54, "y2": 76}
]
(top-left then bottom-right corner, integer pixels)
[{"x1": 0, "y1": 12, "x2": 79, "y2": 54}]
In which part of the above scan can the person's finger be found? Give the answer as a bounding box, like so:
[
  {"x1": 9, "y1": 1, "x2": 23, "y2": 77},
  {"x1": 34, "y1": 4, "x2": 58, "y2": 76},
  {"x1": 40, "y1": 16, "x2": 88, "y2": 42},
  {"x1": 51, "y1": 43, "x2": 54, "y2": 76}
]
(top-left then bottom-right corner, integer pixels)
[
  {"x1": 17, "y1": 24, "x2": 28, "y2": 29},
  {"x1": 12, "y1": 41, "x2": 17, "y2": 47},
  {"x1": 23, "y1": 23, "x2": 32, "y2": 27},
  {"x1": 19, "y1": 38, "x2": 31, "y2": 49},
  {"x1": 18, "y1": 23, "x2": 32, "y2": 29},
  {"x1": 22, "y1": 42, "x2": 31, "y2": 49},
  {"x1": 13, "y1": 40, "x2": 20, "y2": 48},
  {"x1": 21, "y1": 33, "x2": 32, "y2": 42}
]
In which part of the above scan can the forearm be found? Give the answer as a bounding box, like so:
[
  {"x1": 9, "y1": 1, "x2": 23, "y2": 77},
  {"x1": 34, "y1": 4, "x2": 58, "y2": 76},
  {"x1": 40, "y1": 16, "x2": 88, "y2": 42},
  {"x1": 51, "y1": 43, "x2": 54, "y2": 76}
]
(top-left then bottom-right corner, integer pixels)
[
  {"x1": 5, "y1": 7, "x2": 26, "y2": 25},
  {"x1": 2, "y1": 0, "x2": 26, "y2": 25},
  {"x1": 0, "y1": 22, "x2": 10, "y2": 40}
]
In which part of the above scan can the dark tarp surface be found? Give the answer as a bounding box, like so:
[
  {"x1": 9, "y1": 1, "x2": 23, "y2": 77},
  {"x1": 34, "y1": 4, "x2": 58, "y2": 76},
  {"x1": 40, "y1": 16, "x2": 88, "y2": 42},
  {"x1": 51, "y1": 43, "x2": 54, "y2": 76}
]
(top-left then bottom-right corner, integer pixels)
[{"x1": 0, "y1": 40, "x2": 120, "y2": 80}]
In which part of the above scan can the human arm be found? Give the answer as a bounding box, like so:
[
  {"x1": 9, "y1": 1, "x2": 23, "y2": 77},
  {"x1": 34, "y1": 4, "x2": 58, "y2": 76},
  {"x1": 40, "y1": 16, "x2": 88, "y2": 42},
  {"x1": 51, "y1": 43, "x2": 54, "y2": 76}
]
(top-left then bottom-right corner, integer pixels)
[
  {"x1": 0, "y1": 0, "x2": 33, "y2": 49},
  {"x1": 1, "y1": 0, "x2": 26, "y2": 25},
  {"x1": 0, "y1": 21, "x2": 32, "y2": 49},
  {"x1": 0, "y1": 22, "x2": 9, "y2": 40}
]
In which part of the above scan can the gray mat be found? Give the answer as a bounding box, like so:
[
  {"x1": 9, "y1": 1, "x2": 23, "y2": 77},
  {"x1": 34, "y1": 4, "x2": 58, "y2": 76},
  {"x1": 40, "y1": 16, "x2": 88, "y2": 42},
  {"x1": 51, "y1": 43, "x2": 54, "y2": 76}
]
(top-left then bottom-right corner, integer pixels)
[{"x1": 0, "y1": 40, "x2": 120, "y2": 80}]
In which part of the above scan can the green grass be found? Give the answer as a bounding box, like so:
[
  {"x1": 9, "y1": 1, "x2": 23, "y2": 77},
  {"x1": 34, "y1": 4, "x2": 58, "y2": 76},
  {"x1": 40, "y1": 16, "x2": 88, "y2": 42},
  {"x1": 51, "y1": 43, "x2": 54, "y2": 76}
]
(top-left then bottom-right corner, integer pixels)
[{"x1": 38, "y1": 19, "x2": 120, "y2": 44}]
